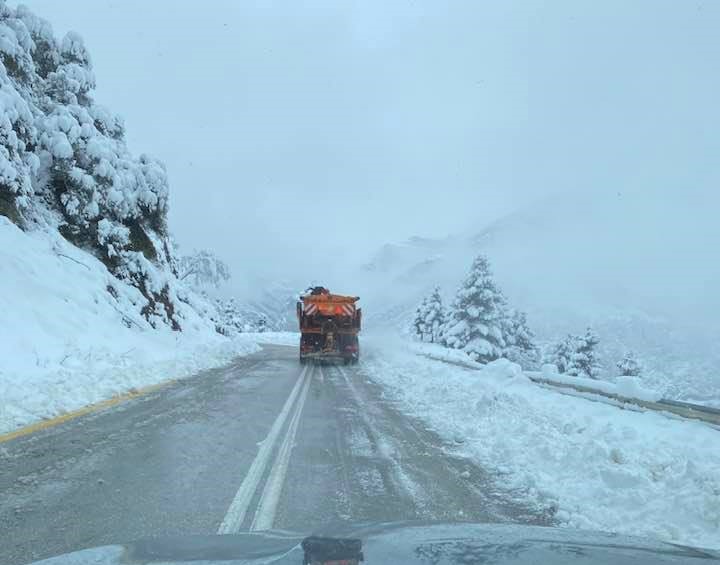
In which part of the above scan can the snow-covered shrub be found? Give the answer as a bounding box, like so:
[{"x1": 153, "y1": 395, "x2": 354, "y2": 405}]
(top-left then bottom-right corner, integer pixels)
[
  {"x1": 256, "y1": 314, "x2": 269, "y2": 333},
  {"x1": 0, "y1": 63, "x2": 37, "y2": 219},
  {"x1": 45, "y1": 32, "x2": 95, "y2": 105},
  {"x1": 214, "y1": 297, "x2": 247, "y2": 336},
  {"x1": 96, "y1": 218, "x2": 129, "y2": 260},
  {"x1": 502, "y1": 309, "x2": 539, "y2": 369},
  {"x1": 549, "y1": 328, "x2": 601, "y2": 378},
  {"x1": 443, "y1": 255, "x2": 507, "y2": 363},
  {"x1": 617, "y1": 351, "x2": 643, "y2": 377},
  {"x1": 213, "y1": 298, "x2": 274, "y2": 336}
]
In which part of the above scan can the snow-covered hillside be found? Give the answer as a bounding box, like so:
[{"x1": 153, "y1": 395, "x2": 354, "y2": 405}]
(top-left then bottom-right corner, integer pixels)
[
  {"x1": 0, "y1": 216, "x2": 299, "y2": 434},
  {"x1": 357, "y1": 192, "x2": 720, "y2": 406},
  {"x1": 0, "y1": 1, "x2": 203, "y2": 330},
  {"x1": 0, "y1": 2, "x2": 291, "y2": 434}
]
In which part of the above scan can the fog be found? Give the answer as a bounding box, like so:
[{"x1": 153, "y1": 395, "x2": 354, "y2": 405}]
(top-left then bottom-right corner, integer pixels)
[{"x1": 18, "y1": 1, "x2": 720, "y2": 315}]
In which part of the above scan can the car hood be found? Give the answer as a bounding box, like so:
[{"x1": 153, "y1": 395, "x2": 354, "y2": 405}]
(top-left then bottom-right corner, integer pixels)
[{"x1": 29, "y1": 522, "x2": 720, "y2": 564}]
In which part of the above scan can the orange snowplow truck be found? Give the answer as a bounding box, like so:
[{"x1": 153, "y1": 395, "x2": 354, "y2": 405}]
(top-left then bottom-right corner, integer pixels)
[{"x1": 297, "y1": 287, "x2": 361, "y2": 365}]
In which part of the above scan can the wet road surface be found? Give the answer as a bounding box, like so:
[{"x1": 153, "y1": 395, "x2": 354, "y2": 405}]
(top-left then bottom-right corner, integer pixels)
[{"x1": 0, "y1": 344, "x2": 552, "y2": 565}]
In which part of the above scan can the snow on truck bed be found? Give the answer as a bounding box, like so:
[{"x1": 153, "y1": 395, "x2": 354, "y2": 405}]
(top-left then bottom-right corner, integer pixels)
[
  {"x1": 363, "y1": 336, "x2": 720, "y2": 551},
  {"x1": 0, "y1": 218, "x2": 294, "y2": 435}
]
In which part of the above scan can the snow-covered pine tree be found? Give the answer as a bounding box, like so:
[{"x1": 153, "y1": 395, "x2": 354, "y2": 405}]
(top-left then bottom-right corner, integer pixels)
[
  {"x1": 423, "y1": 286, "x2": 446, "y2": 343},
  {"x1": 503, "y1": 309, "x2": 539, "y2": 368},
  {"x1": 443, "y1": 255, "x2": 507, "y2": 362},
  {"x1": 567, "y1": 328, "x2": 601, "y2": 378},
  {"x1": 549, "y1": 334, "x2": 576, "y2": 374},
  {"x1": 549, "y1": 337, "x2": 565, "y2": 373},
  {"x1": 413, "y1": 296, "x2": 429, "y2": 341},
  {"x1": 617, "y1": 351, "x2": 643, "y2": 377}
]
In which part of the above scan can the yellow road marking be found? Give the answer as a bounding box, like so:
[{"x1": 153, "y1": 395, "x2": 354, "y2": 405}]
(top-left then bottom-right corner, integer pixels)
[{"x1": 0, "y1": 380, "x2": 176, "y2": 445}]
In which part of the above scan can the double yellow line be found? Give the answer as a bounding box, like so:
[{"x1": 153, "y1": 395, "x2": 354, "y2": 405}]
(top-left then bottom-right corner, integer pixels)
[{"x1": 0, "y1": 380, "x2": 175, "y2": 445}]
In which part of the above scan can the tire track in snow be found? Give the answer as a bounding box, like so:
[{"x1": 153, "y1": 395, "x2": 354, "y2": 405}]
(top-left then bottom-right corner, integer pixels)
[{"x1": 333, "y1": 365, "x2": 432, "y2": 516}]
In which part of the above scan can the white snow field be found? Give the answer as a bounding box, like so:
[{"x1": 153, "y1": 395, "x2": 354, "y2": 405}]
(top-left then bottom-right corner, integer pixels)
[
  {"x1": 0, "y1": 217, "x2": 296, "y2": 435},
  {"x1": 364, "y1": 336, "x2": 720, "y2": 550}
]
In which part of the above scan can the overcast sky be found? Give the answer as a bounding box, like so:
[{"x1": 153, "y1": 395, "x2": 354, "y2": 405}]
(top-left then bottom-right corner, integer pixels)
[{"x1": 16, "y1": 0, "x2": 720, "y2": 289}]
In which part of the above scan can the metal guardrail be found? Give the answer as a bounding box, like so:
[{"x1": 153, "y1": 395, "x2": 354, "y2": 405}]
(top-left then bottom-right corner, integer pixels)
[
  {"x1": 418, "y1": 351, "x2": 720, "y2": 427},
  {"x1": 658, "y1": 398, "x2": 720, "y2": 416},
  {"x1": 527, "y1": 375, "x2": 720, "y2": 427},
  {"x1": 655, "y1": 398, "x2": 720, "y2": 425}
]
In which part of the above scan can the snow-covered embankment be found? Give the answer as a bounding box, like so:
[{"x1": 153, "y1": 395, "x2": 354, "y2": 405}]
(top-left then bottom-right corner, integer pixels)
[
  {"x1": 0, "y1": 218, "x2": 296, "y2": 435},
  {"x1": 363, "y1": 338, "x2": 720, "y2": 550}
]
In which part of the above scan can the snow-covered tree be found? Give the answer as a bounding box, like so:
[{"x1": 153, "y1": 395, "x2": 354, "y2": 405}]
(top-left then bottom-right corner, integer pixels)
[
  {"x1": 503, "y1": 309, "x2": 534, "y2": 350},
  {"x1": 412, "y1": 296, "x2": 429, "y2": 341},
  {"x1": 550, "y1": 328, "x2": 601, "y2": 378},
  {"x1": 413, "y1": 287, "x2": 446, "y2": 343},
  {"x1": 570, "y1": 328, "x2": 601, "y2": 378},
  {"x1": 178, "y1": 250, "x2": 230, "y2": 289},
  {"x1": 503, "y1": 309, "x2": 539, "y2": 368},
  {"x1": 256, "y1": 314, "x2": 269, "y2": 333},
  {"x1": 214, "y1": 297, "x2": 246, "y2": 336},
  {"x1": 213, "y1": 297, "x2": 278, "y2": 336},
  {"x1": 443, "y1": 255, "x2": 507, "y2": 363},
  {"x1": 617, "y1": 351, "x2": 643, "y2": 377},
  {"x1": 423, "y1": 286, "x2": 446, "y2": 343},
  {"x1": 548, "y1": 335, "x2": 575, "y2": 374}
]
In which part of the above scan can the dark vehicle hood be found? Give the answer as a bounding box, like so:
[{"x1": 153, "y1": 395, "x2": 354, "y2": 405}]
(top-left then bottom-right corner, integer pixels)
[{"x1": 30, "y1": 522, "x2": 720, "y2": 564}]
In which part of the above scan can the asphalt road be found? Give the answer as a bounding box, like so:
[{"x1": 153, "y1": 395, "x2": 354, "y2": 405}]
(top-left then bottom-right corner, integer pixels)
[{"x1": 0, "y1": 345, "x2": 553, "y2": 565}]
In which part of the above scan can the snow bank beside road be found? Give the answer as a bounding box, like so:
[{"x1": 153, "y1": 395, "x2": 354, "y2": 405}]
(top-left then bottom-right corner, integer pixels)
[
  {"x1": 410, "y1": 341, "x2": 663, "y2": 404},
  {"x1": 532, "y1": 364, "x2": 663, "y2": 403},
  {"x1": 364, "y1": 340, "x2": 720, "y2": 550},
  {"x1": 1, "y1": 329, "x2": 299, "y2": 436},
  {"x1": 0, "y1": 218, "x2": 297, "y2": 435},
  {"x1": 409, "y1": 341, "x2": 484, "y2": 369},
  {"x1": 0, "y1": 333, "x2": 261, "y2": 436}
]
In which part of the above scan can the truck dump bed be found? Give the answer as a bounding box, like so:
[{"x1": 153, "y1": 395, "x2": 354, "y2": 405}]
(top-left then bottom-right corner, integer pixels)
[{"x1": 297, "y1": 287, "x2": 361, "y2": 364}]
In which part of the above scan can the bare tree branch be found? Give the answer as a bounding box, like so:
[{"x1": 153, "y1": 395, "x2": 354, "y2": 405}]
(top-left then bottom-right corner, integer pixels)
[{"x1": 55, "y1": 252, "x2": 91, "y2": 271}]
